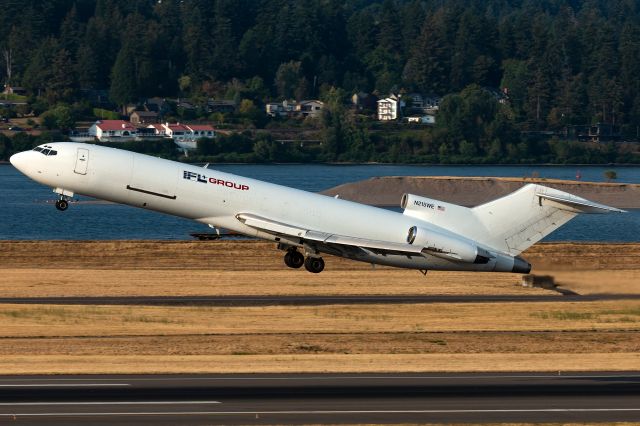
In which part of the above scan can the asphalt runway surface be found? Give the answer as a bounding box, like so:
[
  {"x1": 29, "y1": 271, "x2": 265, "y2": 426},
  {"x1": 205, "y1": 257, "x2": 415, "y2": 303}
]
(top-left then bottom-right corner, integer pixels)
[
  {"x1": 0, "y1": 372, "x2": 639, "y2": 424},
  {"x1": 0, "y1": 294, "x2": 639, "y2": 306}
]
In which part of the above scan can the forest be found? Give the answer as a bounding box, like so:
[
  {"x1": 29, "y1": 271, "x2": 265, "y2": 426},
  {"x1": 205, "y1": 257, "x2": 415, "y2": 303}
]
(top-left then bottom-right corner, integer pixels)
[{"x1": 1, "y1": 0, "x2": 640, "y2": 164}]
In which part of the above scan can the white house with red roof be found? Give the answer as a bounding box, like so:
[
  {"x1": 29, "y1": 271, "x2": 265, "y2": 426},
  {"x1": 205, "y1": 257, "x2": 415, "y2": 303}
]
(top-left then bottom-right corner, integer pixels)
[
  {"x1": 89, "y1": 120, "x2": 138, "y2": 142},
  {"x1": 145, "y1": 122, "x2": 216, "y2": 150},
  {"x1": 146, "y1": 123, "x2": 168, "y2": 136},
  {"x1": 185, "y1": 124, "x2": 215, "y2": 139}
]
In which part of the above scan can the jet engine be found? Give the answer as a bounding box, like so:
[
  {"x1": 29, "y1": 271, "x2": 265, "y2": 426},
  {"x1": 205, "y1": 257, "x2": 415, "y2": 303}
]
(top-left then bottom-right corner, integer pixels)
[{"x1": 406, "y1": 225, "x2": 492, "y2": 264}]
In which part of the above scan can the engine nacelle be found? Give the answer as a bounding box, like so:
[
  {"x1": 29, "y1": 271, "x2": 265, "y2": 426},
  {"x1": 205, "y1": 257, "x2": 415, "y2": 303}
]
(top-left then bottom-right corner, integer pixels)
[
  {"x1": 401, "y1": 193, "x2": 438, "y2": 211},
  {"x1": 406, "y1": 225, "x2": 492, "y2": 264}
]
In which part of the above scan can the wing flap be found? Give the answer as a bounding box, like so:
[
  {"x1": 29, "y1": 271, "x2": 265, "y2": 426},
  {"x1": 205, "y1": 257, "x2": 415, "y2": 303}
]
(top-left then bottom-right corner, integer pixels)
[
  {"x1": 236, "y1": 213, "x2": 423, "y2": 256},
  {"x1": 236, "y1": 213, "x2": 307, "y2": 237}
]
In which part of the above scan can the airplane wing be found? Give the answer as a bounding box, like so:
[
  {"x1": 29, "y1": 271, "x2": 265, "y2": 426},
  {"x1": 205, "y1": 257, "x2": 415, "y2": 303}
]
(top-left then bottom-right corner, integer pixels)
[{"x1": 236, "y1": 213, "x2": 424, "y2": 257}]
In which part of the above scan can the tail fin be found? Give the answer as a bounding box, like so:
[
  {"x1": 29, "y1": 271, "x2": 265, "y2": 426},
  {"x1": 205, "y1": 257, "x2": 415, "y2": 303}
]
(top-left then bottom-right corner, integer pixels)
[{"x1": 472, "y1": 184, "x2": 624, "y2": 255}]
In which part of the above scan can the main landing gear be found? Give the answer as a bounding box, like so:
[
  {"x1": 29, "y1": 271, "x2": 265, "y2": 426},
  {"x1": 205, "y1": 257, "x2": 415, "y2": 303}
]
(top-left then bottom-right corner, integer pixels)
[{"x1": 283, "y1": 249, "x2": 325, "y2": 273}]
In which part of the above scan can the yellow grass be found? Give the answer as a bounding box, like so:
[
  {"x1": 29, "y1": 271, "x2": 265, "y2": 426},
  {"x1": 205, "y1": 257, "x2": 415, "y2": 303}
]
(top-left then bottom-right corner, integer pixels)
[
  {"x1": 1, "y1": 241, "x2": 638, "y2": 374},
  {"x1": 0, "y1": 301, "x2": 638, "y2": 338},
  {"x1": 0, "y1": 268, "x2": 552, "y2": 297},
  {"x1": 2, "y1": 353, "x2": 638, "y2": 374}
]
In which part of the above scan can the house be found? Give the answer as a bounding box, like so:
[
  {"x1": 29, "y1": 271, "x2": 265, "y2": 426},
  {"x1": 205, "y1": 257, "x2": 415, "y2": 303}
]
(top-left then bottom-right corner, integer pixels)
[
  {"x1": 3, "y1": 85, "x2": 27, "y2": 96},
  {"x1": 89, "y1": 120, "x2": 137, "y2": 142},
  {"x1": 265, "y1": 99, "x2": 323, "y2": 118},
  {"x1": 185, "y1": 124, "x2": 216, "y2": 139},
  {"x1": 563, "y1": 123, "x2": 621, "y2": 143},
  {"x1": 161, "y1": 122, "x2": 190, "y2": 139},
  {"x1": 482, "y1": 87, "x2": 508, "y2": 105},
  {"x1": 130, "y1": 110, "x2": 159, "y2": 125},
  {"x1": 405, "y1": 93, "x2": 425, "y2": 108},
  {"x1": 406, "y1": 115, "x2": 436, "y2": 125},
  {"x1": 146, "y1": 122, "x2": 216, "y2": 150},
  {"x1": 405, "y1": 93, "x2": 441, "y2": 114},
  {"x1": 136, "y1": 127, "x2": 164, "y2": 140},
  {"x1": 207, "y1": 99, "x2": 237, "y2": 113},
  {"x1": 146, "y1": 123, "x2": 167, "y2": 136},
  {"x1": 296, "y1": 100, "x2": 324, "y2": 118},
  {"x1": 266, "y1": 102, "x2": 286, "y2": 118},
  {"x1": 160, "y1": 122, "x2": 193, "y2": 151},
  {"x1": 377, "y1": 95, "x2": 403, "y2": 121},
  {"x1": 176, "y1": 100, "x2": 195, "y2": 111},
  {"x1": 144, "y1": 97, "x2": 170, "y2": 115}
]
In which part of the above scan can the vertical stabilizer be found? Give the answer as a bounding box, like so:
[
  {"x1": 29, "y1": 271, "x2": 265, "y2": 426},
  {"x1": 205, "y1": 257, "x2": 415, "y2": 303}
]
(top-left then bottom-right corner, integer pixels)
[{"x1": 471, "y1": 184, "x2": 624, "y2": 255}]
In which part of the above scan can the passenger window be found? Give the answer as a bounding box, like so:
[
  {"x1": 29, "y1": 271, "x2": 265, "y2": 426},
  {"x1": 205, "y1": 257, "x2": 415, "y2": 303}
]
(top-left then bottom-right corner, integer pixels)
[
  {"x1": 42, "y1": 149, "x2": 51, "y2": 155},
  {"x1": 33, "y1": 147, "x2": 43, "y2": 152},
  {"x1": 49, "y1": 150, "x2": 57, "y2": 156}
]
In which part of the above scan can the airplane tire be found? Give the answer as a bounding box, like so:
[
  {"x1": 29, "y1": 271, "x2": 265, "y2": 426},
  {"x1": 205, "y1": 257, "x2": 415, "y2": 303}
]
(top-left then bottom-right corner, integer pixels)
[
  {"x1": 289, "y1": 251, "x2": 304, "y2": 268},
  {"x1": 284, "y1": 251, "x2": 305, "y2": 269},
  {"x1": 55, "y1": 199, "x2": 68, "y2": 211},
  {"x1": 304, "y1": 257, "x2": 325, "y2": 273},
  {"x1": 284, "y1": 251, "x2": 294, "y2": 268}
]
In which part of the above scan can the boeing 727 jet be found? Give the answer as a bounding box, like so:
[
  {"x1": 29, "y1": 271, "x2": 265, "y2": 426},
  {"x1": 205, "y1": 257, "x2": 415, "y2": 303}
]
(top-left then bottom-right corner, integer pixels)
[{"x1": 10, "y1": 143, "x2": 624, "y2": 274}]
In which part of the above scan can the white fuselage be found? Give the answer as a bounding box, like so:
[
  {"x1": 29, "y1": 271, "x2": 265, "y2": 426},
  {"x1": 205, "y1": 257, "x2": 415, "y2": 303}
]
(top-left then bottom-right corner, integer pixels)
[{"x1": 10, "y1": 142, "x2": 523, "y2": 272}]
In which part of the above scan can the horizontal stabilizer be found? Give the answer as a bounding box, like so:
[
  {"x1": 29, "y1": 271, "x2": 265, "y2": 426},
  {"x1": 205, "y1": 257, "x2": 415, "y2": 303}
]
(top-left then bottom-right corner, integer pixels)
[{"x1": 536, "y1": 191, "x2": 626, "y2": 214}]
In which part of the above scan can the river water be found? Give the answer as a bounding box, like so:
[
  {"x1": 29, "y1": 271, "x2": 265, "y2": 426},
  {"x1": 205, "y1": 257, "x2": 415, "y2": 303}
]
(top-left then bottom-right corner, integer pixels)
[{"x1": 1, "y1": 163, "x2": 638, "y2": 241}]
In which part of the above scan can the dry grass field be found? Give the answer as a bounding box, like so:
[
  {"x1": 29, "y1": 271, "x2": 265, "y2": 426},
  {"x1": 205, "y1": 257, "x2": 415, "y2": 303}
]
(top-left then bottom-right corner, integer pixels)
[{"x1": 0, "y1": 240, "x2": 638, "y2": 374}]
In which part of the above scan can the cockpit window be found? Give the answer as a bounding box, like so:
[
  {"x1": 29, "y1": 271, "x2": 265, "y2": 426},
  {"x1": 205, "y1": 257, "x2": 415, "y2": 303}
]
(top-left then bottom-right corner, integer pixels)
[
  {"x1": 32, "y1": 145, "x2": 57, "y2": 156},
  {"x1": 33, "y1": 145, "x2": 58, "y2": 156}
]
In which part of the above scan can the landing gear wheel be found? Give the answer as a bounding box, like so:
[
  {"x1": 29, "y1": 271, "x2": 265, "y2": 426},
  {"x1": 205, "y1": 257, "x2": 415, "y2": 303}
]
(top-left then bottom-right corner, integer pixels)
[
  {"x1": 289, "y1": 251, "x2": 304, "y2": 268},
  {"x1": 55, "y1": 199, "x2": 69, "y2": 211},
  {"x1": 284, "y1": 250, "x2": 304, "y2": 269},
  {"x1": 304, "y1": 257, "x2": 325, "y2": 273}
]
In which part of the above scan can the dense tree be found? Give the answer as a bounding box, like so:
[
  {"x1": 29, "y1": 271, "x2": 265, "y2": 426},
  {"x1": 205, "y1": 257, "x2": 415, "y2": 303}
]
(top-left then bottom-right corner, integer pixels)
[
  {"x1": 320, "y1": 87, "x2": 348, "y2": 161},
  {"x1": 41, "y1": 104, "x2": 75, "y2": 130},
  {"x1": 22, "y1": 38, "x2": 59, "y2": 95},
  {"x1": 435, "y1": 84, "x2": 517, "y2": 157},
  {"x1": 274, "y1": 61, "x2": 307, "y2": 100},
  {"x1": 1, "y1": 0, "x2": 640, "y2": 165},
  {"x1": 109, "y1": 42, "x2": 137, "y2": 111},
  {"x1": 48, "y1": 49, "x2": 77, "y2": 104}
]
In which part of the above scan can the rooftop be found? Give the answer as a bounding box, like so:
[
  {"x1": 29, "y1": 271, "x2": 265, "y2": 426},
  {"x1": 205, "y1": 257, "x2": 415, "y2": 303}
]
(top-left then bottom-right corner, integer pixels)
[{"x1": 95, "y1": 120, "x2": 137, "y2": 131}]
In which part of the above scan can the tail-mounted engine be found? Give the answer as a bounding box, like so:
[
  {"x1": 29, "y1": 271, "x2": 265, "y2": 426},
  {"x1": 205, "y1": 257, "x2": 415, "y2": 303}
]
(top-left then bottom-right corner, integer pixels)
[{"x1": 406, "y1": 225, "x2": 492, "y2": 264}]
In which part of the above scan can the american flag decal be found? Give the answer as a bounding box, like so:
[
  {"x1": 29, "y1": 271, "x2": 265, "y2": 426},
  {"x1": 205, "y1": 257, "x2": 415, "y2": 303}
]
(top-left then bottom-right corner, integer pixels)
[{"x1": 437, "y1": 205, "x2": 445, "y2": 211}]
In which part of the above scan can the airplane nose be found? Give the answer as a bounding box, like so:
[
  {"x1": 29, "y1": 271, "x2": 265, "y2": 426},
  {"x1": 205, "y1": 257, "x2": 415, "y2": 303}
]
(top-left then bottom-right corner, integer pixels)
[{"x1": 9, "y1": 151, "x2": 31, "y2": 174}]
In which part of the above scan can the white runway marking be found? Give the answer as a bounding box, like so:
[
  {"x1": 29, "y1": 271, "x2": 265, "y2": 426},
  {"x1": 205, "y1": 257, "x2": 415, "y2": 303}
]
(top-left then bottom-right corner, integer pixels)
[
  {"x1": 0, "y1": 401, "x2": 221, "y2": 406},
  {"x1": 0, "y1": 384, "x2": 129, "y2": 387},
  {"x1": 0, "y1": 373, "x2": 638, "y2": 385},
  {"x1": 4, "y1": 408, "x2": 640, "y2": 417}
]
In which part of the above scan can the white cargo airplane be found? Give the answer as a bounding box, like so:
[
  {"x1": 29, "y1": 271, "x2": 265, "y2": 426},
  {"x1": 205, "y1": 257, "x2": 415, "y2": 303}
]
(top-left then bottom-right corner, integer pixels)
[{"x1": 10, "y1": 142, "x2": 624, "y2": 274}]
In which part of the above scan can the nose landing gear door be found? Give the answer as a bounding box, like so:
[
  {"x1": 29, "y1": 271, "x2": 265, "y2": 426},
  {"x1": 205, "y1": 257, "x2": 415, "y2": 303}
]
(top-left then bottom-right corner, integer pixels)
[{"x1": 74, "y1": 148, "x2": 89, "y2": 175}]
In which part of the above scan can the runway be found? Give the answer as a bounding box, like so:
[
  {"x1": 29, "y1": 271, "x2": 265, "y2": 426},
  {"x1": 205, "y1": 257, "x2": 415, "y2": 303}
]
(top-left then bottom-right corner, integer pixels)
[
  {"x1": 1, "y1": 372, "x2": 639, "y2": 424},
  {"x1": 0, "y1": 294, "x2": 639, "y2": 306}
]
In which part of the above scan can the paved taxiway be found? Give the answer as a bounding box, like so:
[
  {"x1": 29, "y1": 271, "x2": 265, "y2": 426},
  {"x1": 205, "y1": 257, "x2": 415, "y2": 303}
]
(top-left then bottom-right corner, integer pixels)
[
  {"x1": 0, "y1": 294, "x2": 639, "y2": 306},
  {"x1": 0, "y1": 372, "x2": 639, "y2": 424}
]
